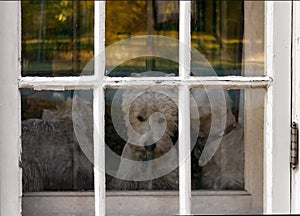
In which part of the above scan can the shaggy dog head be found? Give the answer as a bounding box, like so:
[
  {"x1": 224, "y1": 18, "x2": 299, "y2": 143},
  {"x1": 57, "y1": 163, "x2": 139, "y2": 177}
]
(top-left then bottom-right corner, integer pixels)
[{"x1": 121, "y1": 89, "x2": 178, "y2": 160}]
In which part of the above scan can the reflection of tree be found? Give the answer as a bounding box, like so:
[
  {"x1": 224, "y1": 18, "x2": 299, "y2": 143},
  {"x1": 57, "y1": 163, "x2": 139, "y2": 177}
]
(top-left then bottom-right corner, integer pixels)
[
  {"x1": 22, "y1": 1, "x2": 94, "y2": 76},
  {"x1": 22, "y1": 1, "x2": 93, "y2": 40},
  {"x1": 191, "y1": 0, "x2": 244, "y2": 74},
  {"x1": 22, "y1": 0, "x2": 244, "y2": 76},
  {"x1": 106, "y1": 1, "x2": 147, "y2": 46}
]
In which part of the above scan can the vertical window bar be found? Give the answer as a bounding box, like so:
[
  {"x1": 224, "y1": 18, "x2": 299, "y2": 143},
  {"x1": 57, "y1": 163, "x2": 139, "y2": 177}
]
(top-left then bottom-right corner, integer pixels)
[
  {"x1": 178, "y1": 86, "x2": 191, "y2": 215},
  {"x1": 0, "y1": 2, "x2": 21, "y2": 215},
  {"x1": 94, "y1": 1, "x2": 105, "y2": 80},
  {"x1": 264, "y1": 2, "x2": 274, "y2": 212},
  {"x1": 94, "y1": 1, "x2": 105, "y2": 216},
  {"x1": 179, "y1": 1, "x2": 191, "y2": 79},
  {"x1": 179, "y1": 1, "x2": 192, "y2": 215},
  {"x1": 264, "y1": 1, "x2": 292, "y2": 213},
  {"x1": 94, "y1": 87, "x2": 105, "y2": 216}
]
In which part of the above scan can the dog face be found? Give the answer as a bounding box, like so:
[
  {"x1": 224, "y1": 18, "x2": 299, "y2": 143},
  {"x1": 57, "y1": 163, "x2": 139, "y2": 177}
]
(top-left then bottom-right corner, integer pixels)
[
  {"x1": 122, "y1": 90, "x2": 178, "y2": 160},
  {"x1": 115, "y1": 86, "x2": 243, "y2": 190}
]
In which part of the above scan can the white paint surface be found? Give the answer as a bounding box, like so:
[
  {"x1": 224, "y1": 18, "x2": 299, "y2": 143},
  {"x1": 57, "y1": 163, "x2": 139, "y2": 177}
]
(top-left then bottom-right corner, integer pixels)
[
  {"x1": 0, "y1": 2, "x2": 21, "y2": 216},
  {"x1": 179, "y1": 1, "x2": 192, "y2": 214},
  {"x1": 292, "y1": 1, "x2": 300, "y2": 213},
  {"x1": 264, "y1": 1, "x2": 292, "y2": 214},
  {"x1": 94, "y1": 2, "x2": 106, "y2": 216}
]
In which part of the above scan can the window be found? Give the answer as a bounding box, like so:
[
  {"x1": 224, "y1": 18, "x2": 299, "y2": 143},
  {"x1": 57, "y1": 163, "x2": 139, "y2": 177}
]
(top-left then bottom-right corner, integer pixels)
[{"x1": 0, "y1": 1, "x2": 293, "y2": 215}]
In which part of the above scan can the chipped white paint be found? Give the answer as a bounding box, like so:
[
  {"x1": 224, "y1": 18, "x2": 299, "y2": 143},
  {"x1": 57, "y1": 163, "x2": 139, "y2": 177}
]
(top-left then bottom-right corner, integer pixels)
[
  {"x1": 94, "y1": 1, "x2": 105, "y2": 81},
  {"x1": 264, "y1": 2, "x2": 274, "y2": 213},
  {"x1": 19, "y1": 76, "x2": 272, "y2": 90},
  {"x1": 94, "y1": 2, "x2": 106, "y2": 216},
  {"x1": 94, "y1": 87, "x2": 106, "y2": 216},
  {"x1": 179, "y1": 1, "x2": 191, "y2": 215},
  {"x1": 103, "y1": 76, "x2": 272, "y2": 89},
  {"x1": 264, "y1": 1, "x2": 291, "y2": 214},
  {"x1": 292, "y1": 1, "x2": 300, "y2": 213},
  {"x1": 178, "y1": 86, "x2": 191, "y2": 215},
  {"x1": 0, "y1": 1, "x2": 22, "y2": 216},
  {"x1": 19, "y1": 76, "x2": 98, "y2": 90}
]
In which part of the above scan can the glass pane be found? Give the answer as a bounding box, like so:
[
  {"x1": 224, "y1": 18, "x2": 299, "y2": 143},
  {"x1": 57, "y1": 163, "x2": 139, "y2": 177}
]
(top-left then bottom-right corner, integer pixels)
[
  {"x1": 190, "y1": 88, "x2": 264, "y2": 192},
  {"x1": 106, "y1": 0, "x2": 179, "y2": 77},
  {"x1": 190, "y1": 89, "x2": 243, "y2": 190},
  {"x1": 21, "y1": 90, "x2": 94, "y2": 192},
  {"x1": 191, "y1": 1, "x2": 264, "y2": 76},
  {"x1": 105, "y1": 88, "x2": 179, "y2": 190},
  {"x1": 21, "y1": 1, "x2": 94, "y2": 76}
]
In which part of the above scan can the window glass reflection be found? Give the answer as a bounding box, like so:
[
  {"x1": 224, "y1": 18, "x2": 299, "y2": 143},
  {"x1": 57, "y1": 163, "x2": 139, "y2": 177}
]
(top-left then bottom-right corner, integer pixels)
[
  {"x1": 191, "y1": 89, "x2": 244, "y2": 190},
  {"x1": 22, "y1": 1, "x2": 94, "y2": 76},
  {"x1": 105, "y1": 88, "x2": 179, "y2": 190},
  {"x1": 21, "y1": 90, "x2": 94, "y2": 191},
  {"x1": 191, "y1": 1, "x2": 244, "y2": 76},
  {"x1": 106, "y1": 1, "x2": 179, "y2": 77}
]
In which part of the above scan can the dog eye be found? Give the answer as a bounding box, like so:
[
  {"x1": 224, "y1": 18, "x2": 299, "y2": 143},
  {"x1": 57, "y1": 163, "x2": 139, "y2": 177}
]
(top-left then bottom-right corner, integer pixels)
[
  {"x1": 158, "y1": 117, "x2": 165, "y2": 124},
  {"x1": 137, "y1": 115, "x2": 145, "y2": 122}
]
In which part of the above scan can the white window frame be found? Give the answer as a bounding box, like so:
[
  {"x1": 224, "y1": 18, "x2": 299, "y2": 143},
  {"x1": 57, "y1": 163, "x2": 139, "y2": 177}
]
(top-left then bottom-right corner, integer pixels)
[
  {"x1": 0, "y1": 2, "x2": 22, "y2": 216},
  {"x1": 264, "y1": 1, "x2": 291, "y2": 213},
  {"x1": 0, "y1": 1, "x2": 293, "y2": 215},
  {"x1": 292, "y1": 1, "x2": 300, "y2": 213}
]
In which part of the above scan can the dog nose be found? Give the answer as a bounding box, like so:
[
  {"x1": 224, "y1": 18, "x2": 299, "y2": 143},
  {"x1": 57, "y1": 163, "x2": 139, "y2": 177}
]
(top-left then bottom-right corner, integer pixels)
[{"x1": 145, "y1": 143, "x2": 156, "y2": 152}]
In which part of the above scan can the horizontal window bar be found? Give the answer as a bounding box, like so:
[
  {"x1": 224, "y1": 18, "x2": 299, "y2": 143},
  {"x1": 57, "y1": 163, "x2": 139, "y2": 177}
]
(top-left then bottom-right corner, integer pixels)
[
  {"x1": 104, "y1": 76, "x2": 272, "y2": 89},
  {"x1": 19, "y1": 76, "x2": 272, "y2": 90},
  {"x1": 18, "y1": 76, "x2": 97, "y2": 90}
]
